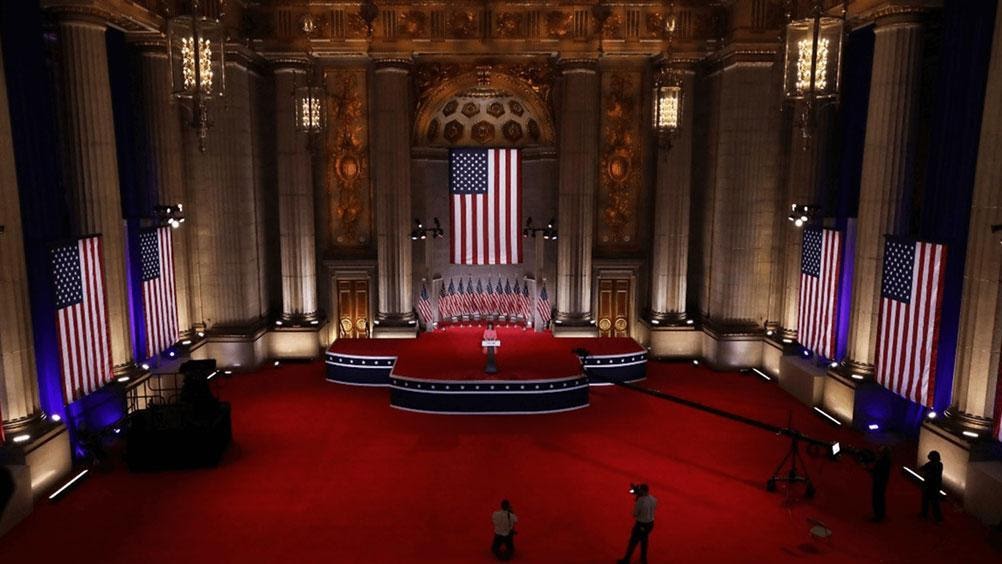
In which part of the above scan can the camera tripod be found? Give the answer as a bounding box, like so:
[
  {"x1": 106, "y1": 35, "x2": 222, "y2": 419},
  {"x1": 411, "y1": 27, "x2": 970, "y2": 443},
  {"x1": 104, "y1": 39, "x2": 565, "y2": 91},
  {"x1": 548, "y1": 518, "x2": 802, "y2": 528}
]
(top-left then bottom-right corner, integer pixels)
[{"x1": 766, "y1": 431, "x2": 815, "y2": 498}]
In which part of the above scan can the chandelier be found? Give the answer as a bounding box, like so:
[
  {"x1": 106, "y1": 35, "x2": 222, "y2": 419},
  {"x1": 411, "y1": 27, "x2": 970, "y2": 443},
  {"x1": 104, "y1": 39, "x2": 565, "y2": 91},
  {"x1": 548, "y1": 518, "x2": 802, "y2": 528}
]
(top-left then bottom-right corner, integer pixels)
[
  {"x1": 782, "y1": 0, "x2": 846, "y2": 142},
  {"x1": 652, "y1": 1, "x2": 683, "y2": 152},
  {"x1": 167, "y1": 0, "x2": 226, "y2": 152}
]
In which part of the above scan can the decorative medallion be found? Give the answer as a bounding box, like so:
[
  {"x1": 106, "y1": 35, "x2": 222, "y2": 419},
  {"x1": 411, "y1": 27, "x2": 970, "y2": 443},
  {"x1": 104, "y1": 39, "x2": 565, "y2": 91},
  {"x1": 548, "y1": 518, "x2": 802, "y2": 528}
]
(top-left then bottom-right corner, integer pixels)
[
  {"x1": 325, "y1": 68, "x2": 371, "y2": 253},
  {"x1": 501, "y1": 120, "x2": 523, "y2": 143},
  {"x1": 508, "y1": 100, "x2": 524, "y2": 116},
  {"x1": 444, "y1": 120, "x2": 464, "y2": 143},
  {"x1": 486, "y1": 101, "x2": 505, "y2": 118},
  {"x1": 471, "y1": 121, "x2": 496, "y2": 144},
  {"x1": 443, "y1": 99, "x2": 458, "y2": 116},
  {"x1": 461, "y1": 102, "x2": 480, "y2": 117},
  {"x1": 598, "y1": 318, "x2": 613, "y2": 332}
]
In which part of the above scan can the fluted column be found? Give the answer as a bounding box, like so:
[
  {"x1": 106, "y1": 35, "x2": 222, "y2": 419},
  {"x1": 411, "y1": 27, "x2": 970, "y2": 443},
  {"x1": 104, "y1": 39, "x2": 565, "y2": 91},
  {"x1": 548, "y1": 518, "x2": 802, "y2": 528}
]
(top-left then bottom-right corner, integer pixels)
[
  {"x1": 705, "y1": 60, "x2": 783, "y2": 327},
  {"x1": 843, "y1": 11, "x2": 925, "y2": 376},
  {"x1": 949, "y1": 5, "x2": 1002, "y2": 432},
  {"x1": 649, "y1": 67, "x2": 695, "y2": 321},
  {"x1": 372, "y1": 59, "x2": 414, "y2": 324},
  {"x1": 779, "y1": 107, "x2": 832, "y2": 339},
  {"x1": 133, "y1": 39, "x2": 193, "y2": 336},
  {"x1": 555, "y1": 59, "x2": 599, "y2": 324},
  {"x1": 54, "y1": 16, "x2": 133, "y2": 371},
  {"x1": 0, "y1": 33, "x2": 41, "y2": 430},
  {"x1": 273, "y1": 65, "x2": 318, "y2": 321}
]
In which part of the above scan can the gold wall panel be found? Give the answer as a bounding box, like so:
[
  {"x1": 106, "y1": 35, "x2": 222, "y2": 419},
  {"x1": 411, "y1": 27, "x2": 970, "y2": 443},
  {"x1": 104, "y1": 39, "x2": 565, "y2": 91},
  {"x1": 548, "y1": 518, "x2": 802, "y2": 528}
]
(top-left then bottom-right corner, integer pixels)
[
  {"x1": 597, "y1": 71, "x2": 644, "y2": 252},
  {"x1": 325, "y1": 68, "x2": 372, "y2": 255}
]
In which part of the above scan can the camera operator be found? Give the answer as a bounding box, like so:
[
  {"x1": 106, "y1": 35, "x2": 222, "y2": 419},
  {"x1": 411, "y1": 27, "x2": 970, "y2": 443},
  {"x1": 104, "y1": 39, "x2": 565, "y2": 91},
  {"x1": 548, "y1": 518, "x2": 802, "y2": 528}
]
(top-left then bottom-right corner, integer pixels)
[
  {"x1": 618, "y1": 483, "x2": 657, "y2": 564},
  {"x1": 919, "y1": 450, "x2": 943, "y2": 523},
  {"x1": 491, "y1": 499, "x2": 517, "y2": 561}
]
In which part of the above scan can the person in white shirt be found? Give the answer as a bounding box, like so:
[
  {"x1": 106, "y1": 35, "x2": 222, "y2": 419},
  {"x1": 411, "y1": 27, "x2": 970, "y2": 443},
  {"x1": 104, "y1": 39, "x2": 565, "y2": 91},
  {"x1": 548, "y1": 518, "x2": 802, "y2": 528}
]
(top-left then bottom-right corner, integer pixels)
[
  {"x1": 618, "y1": 484, "x2": 657, "y2": 564},
  {"x1": 491, "y1": 499, "x2": 518, "y2": 560}
]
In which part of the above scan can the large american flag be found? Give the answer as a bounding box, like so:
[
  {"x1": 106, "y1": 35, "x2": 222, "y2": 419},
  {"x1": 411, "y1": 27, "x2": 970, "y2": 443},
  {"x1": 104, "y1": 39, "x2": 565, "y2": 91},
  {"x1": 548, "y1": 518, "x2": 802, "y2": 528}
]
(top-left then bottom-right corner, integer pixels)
[
  {"x1": 449, "y1": 148, "x2": 522, "y2": 265},
  {"x1": 797, "y1": 228, "x2": 842, "y2": 359},
  {"x1": 140, "y1": 227, "x2": 178, "y2": 358},
  {"x1": 51, "y1": 236, "x2": 112, "y2": 403},
  {"x1": 875, "y1": 238, "x2": 946, "y2": 407}
]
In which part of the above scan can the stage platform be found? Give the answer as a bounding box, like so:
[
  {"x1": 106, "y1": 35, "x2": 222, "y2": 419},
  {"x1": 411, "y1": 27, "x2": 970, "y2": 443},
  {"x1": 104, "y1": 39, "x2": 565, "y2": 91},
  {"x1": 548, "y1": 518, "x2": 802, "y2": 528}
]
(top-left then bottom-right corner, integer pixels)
[{"x1": 325, "y1": 327, "x2": 646, "y2": 414}]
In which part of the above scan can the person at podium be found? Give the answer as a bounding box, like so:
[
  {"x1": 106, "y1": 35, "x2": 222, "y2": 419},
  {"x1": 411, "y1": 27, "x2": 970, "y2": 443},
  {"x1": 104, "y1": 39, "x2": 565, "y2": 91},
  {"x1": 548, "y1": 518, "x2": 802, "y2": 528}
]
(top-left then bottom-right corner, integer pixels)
[{"x1": 482, "y1": 322, "x2": 498, "y2": 354}]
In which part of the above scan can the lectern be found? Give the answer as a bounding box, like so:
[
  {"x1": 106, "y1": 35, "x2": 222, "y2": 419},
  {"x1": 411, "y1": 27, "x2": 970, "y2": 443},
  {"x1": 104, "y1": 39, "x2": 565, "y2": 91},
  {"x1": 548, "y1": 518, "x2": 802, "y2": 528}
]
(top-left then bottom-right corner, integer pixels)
[{"x1": 482, "y1": 339, "x2": 500, "y2": 374}]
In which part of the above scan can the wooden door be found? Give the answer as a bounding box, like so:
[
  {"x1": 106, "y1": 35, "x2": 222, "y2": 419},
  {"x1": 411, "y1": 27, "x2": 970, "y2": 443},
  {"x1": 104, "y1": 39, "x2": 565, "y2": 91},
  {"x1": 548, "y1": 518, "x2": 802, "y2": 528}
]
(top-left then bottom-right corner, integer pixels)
[
  {"x1": 337, "y1": 279, "x2": 370, "y2": 338},
  {"x1": 597, "y1": 278, "x2": 631, "y2": 338}
]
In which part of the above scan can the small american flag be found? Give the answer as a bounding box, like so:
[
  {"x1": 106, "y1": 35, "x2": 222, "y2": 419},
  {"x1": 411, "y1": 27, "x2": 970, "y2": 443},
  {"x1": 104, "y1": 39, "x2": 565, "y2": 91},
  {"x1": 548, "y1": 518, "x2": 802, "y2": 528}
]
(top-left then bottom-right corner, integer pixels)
[
  {"x1": 503, "y1": 279, "x2": 514, "y2": 317},
  {"x1": 496, "y1": 277, "x2": 505, "y2": 315},
  {"x1": 875, "y1": 238, "x2": 947, "y2": 407},
  {"x1": 140, "y1": 227, "x2": 179, "y2": 358},
  {"x1": 449, "y1": 148, "x2": 522, "y2": 265},
  {"x1": 475, "y1": 279, "x2": 485, "y2": 314},
  {"x1": 443, "y1": 279, "x2": 456, "y2": 318},
  {"x1": 537, "y1": 284, "x2": 552, "y2": 325},
  {"x1": 797, "y1": 228, "x2": 842, "y2": 359},
  {"x1": 521, "y1": 281, "x2": 531, "y2": 320},
  {"x1": 416, "y1": 283, "x2": 434, "y2": 327},
  {"x1": 51, "y1": 236, "x2": 112, "y2": 403}
]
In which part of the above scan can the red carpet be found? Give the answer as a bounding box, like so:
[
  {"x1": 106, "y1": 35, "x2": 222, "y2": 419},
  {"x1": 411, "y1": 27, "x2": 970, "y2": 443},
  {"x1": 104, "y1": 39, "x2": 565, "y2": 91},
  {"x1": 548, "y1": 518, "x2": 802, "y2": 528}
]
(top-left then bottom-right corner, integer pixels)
[
  {"x1": 1, "y1": 361, "x2": 997, "y2": 563},
  {"x1": 332, "y1": 327, "x2": 643, "y2": 381}
]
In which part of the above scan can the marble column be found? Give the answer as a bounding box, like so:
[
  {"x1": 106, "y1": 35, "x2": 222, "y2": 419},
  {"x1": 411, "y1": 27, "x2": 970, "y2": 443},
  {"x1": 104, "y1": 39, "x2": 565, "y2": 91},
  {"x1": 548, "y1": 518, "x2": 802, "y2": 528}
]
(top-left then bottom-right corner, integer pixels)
[
  {"x1": 273, "y1": 64, "x2": 318, "y2": 321},
  {"x1": 779, "y1": 106, "x2": 832, "y2": 339},
  {"x1": 555, "y1": 59, "x2": 599, "y2": 325},
  {"x1": 133, "y1": 39, "x2": 193, "y2": 336},
  {"x1": 371, "y1": 59, "x2": 415, "y2": 326},
  {"x1": 54, "y1": 15, "x2": 133, "y2": 372},
  {"x1": 0, "y1": 34, "x2": 41, "y2": 430},
  {"x1": 948, "y1": 5, "x2": 1002, "y2": 432},
  {"x1": 706, "y1": 61, "x2": 783, "y2": 328},
  {"x1": 649, "y1": 67, "x2": 696, "y2": 322},
  {"x1": 843, "y1": 11, "x2": 925, "y2": 376}
]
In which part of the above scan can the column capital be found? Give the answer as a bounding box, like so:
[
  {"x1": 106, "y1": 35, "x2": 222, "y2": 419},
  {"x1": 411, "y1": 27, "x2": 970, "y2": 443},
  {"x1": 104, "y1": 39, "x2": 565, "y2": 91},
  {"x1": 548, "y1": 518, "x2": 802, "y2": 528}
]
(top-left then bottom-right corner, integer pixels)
[
  {"x1": 125, "y1": 32, "x2": 167, "y2": 54},
  {"x1": 873, "y1": 5, "x2": 929, "y2": 28},
  {"x1": 558, "y1": 58, "x2": 599, "y2": 74},
  {"x1": 270, "y1": 55, "x2": 313, "y2": 73},
  {"x1": 942, "y1": 408, "x2": 995, "y2": 434},
  {"x1": 46, "y1": 6, "x2": 110, "y2": 29},
  {"x1": 372, "y1": 57, "x2": 413, "y2": 73}
]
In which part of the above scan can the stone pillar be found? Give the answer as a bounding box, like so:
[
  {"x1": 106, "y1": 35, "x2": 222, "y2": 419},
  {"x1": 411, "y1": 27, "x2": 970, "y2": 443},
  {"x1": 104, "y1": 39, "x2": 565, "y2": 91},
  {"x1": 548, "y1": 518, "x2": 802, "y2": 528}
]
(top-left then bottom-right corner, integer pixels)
[
  {"x1": 842, "y1": 11, "x2": 925, "y2": 377},
  {"x1": 54, "y1": 15, "x2": 133, "y2": 372},
  {"x1": 649, "y1": 67, "x2": 695, "y2": 322},
  {"x1": 133, "y1": 39, "x2": 193, "y2": 336},
  {"x1": 371, "y1": 58, "x2": 415, "y2": 332},
  {"x1": 555, "y1": 59, "x2": 599, "y2": 328},
  {"x1": 273, "y1": 64, "x2": 318, "y2": 321},
  {"x1": 778, "y1": 106, "x2": 832, "y2": 339},
  {"x1": 949, "y1": 4, "x2": 1002, "y2": 433},
  {"x1": 0, "y1": 34, "x2": 41, "y2": 431}
]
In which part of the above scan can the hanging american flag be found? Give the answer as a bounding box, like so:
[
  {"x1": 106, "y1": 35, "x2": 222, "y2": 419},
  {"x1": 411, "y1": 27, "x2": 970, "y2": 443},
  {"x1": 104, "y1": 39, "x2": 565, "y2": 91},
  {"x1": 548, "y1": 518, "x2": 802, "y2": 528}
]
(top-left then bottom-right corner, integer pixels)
[
  {"x1": 993, "y1": 361, "x2": 1002, "y2": 443},
  {"x1": 537, "y1": 283, "x2": 552, "y2": 324},
  {"x1": 449, "y1": 148, "x2": 522, "y2": 265},
  {"x1": 140, "y1": 227, "x2": 179, "y2": 358},
  {"x1": 416, "y1": 283, "x2": 435, "y2": 327},
  {"x1": 875, "y1": 238, "x2": 947, "y2": 407},
  {"x1": 797, "y1": 227, "x2": 842, "y2": 360},
  {"x1": 51, "y1": 236, "x2": 112, "y2": 403}
]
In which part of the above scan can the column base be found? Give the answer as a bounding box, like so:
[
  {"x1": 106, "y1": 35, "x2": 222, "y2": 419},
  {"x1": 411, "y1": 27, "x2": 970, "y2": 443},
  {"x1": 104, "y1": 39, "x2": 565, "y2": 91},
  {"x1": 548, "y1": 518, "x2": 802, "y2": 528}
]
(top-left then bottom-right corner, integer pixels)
[
  {"x1": 821, "y1": 367, "x2": 863, "y2": 427},
  {"x1": 917, "y1": 419, "x2": 999, "y2": 497},
  {"x1": 646, "y1": 322, "x2": 700, "y2": 359},
  {"x1": 189, "y1": 321, "x2": 270, "y2": 371},
  {"x1": 269, "y1": 324, "x2": 326, "y2": 360},
  {"x1": 552, "y1": 314, "x2": 598, "y2": 337},
  {"x1": 372, "y1": 314, "x2": 418, "y2": 339},
  {"x1": 778, "y1": 355, "x2": 827, "y2": 407},
  {"x1": 0, "y1": 420, "x2": 73, "y2": 499},
  {"x1": 700, "y1": 323, "x2": 764, "y2": 370}
]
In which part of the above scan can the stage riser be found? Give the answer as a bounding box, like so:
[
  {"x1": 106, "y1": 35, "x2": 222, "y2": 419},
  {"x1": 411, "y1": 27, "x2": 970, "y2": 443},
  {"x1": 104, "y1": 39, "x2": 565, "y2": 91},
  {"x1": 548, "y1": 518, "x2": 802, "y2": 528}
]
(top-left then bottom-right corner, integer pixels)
[
  {"x1": 582, "y1": 352, "x2": 647, "y2": 384},
  {"x1": 324, "y1": 353, "x2": 395, "y2": 386},
  {"x1": 390, "y1": 377, "x2": 590, "y2": 414}
]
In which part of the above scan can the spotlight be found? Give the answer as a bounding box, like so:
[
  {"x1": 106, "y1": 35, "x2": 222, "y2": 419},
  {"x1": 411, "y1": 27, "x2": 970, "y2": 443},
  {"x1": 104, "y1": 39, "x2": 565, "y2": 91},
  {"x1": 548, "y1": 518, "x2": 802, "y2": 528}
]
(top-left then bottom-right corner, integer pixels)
[
  {"x1": 850, "y1": 373, "x2": 864, "y2": 381},
  {"x1": 692, "y1": 359, "x2": 700, "y2": 366},
  {"x1": 651, "y1": 319, "x2": 660, "y2": 325},
  {"x1": 51, "y1": 414, "x2": 62, "y2": 422},
  {"x1": 47, "y1": 469, "x2": 89, "y2": 501},
  {"x1": 801, "y1": 349, "x2": 811, "y2": 357},
  {"x1": 140, "y1": 363, "x2": 150, "y2": 371},
  {"x1": 829, "y1": 361, "x2": 838, "y2": 368},
  {"x1": 116, "y1": 376, "x2": 130, "y2": 383},
  {"x1": 197, "y1": 331, "x2": 205, "y2": 338},
  {"x1": 782, "y1": 338, "x2": 793, "y2": 343},
  {"x1": 766, "y1": 330, "x2": 774, "y2": 336},
  {"x1": 275, "y1": 320, "x2": 284, "y2": 326},
  {"x1": 751, "y1": 368, "x2": 771, "y2": 381},
  {"x1": 181, "y1": 339, "x2": 192, "y2": 346},
  {"x1": 168, "y1": 351, "x2": 176, "y2": 358},
  {"x1": 962, "y1": 431, "x2": 979, "y2": 439},
  {"x1": 927, "y1": 411, "x2": 937, "y2": 419},
  {"x1": 224, "y1": 369, "x2": 233, "y2": 375},
  {"x1": 273, "y1": 360, "x2": 280, "y2": 367},
  {"x1": 868, "y1": 424, "x2": 880, "y2": 431},
  {"x1": 685, "y1": 319, "x2": 694, "y2": 325},
  {"x1": 310, "y1": 320, "x2": 320, "y2": 325},
  {"x1": 812, "y1": 407, "x2": 842, "y2": 426},
  {"x1": 12, "y1": 434, "x2": 30, "y2": 443}
]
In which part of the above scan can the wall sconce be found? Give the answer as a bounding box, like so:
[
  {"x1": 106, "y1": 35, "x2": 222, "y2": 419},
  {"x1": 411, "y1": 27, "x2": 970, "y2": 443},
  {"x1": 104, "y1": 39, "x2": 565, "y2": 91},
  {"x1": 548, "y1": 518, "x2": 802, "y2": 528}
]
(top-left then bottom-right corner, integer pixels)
[
  {"x1": 167, "y1": 0, "x2": 226, "y2": 152},
  {"x1": 782, "y1": 0, "x2": 847, "y2": 142}
]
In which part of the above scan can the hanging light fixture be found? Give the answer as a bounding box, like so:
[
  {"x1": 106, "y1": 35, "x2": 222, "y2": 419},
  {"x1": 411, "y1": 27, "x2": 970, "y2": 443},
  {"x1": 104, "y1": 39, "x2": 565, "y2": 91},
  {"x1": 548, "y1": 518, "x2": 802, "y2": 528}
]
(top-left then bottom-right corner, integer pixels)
[
  {"x1": 293, "y1": 64, "x2": 325, "y2": 134},
  {"x1": 652, "y1": 1, "x2": 683, "y2": 152},
  {"x1": 167, "y1": 0, "x2": 226, "y2": 152},
  {"x1": 782, "y1": 0, "x2": 846, "y2": 141}
]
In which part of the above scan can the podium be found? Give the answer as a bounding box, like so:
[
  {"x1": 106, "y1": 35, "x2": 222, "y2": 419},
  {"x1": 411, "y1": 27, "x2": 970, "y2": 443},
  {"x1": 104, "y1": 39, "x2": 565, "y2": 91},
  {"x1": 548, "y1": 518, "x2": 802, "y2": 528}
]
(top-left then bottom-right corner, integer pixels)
[{"x1": 482, "y1": 339, "x2": 501, "y2": 374}]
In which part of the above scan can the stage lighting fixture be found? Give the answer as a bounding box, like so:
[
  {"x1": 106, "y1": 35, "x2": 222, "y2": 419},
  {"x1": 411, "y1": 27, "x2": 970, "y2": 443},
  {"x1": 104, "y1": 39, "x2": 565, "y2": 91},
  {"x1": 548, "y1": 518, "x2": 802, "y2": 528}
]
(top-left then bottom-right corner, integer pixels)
[
  {"x1": 12, "y1": 434, "x2": 30, "y2": 443},
  {"x1": 168, "y1": 351, "x2": 176, "y2": 358},
  {"x1": 224, "y1": 369, "x2": 233, "y2": 375},
  {"x1": 116, "y1": 376, "x2": 130, "y2": 383},
  {"x1": 927, "y1": 411, "x2": 937, "y2": 419},
  {"x1": 962, "y1": 431, "x2": 979, "y2": 439},
  {"x1": 181, "y1": 339, "x2": 192, "y2": 346},
  {"x1": 867, "y1": 424, "x2": 879, "y2": 431},
  {"x1": 692, "y1": 359, "x2": 700, "y2": 366},
  {"x1": 830, "y1": 442, "x2": 841, "y2": 457},
  {"x1": 51, "y1": 414, "x2": 62, "y2": 422},
  {"x1": 812, "y1": 406, "x2": 842, "y2": 426},
  {"x1": 752, "y1": 368, "x2": 772, "y2": 381},
  {"x1": 206, "y1": 370, "x2": 219, "y2": 381},
  {"x1": 782, "y1": 338, "x2": 793, "y2": 343},
  {"x1": 651, "y1": 319, "x2": 660, "y2": 325},
  {"x1": 310, "y1": 319, "x2": 320, "y2": 325},
  {"x1": 850, "y1": 373, "x2": 864, "y2": 380},
  {"x1": 48, "y1": 469, "x2": 89, "y2": 501},
  {"x1": 273, "y1": 360, "x2": 280, "y2": 367},
  {"x1": 766, "y1": 330, "x2": 774, "y2": 336},
  {"x1": 275, "y1": 320, "x2": 284, "y2": 326},
  {"x1": 140, "y1": 363, "x2": 151, "y2": 371},
  {"x1": 828, "y1": 361, "x2": 838, "y2": 368},
  {"x1": 197, "y1": 331, "x2": 206, "y2": 337},
  {"x1": 801, "y1": 349, "x2": 811, "y2": 357},
  {"x1": 902, "y1": 466, "x2": 947, "y2": 496}
]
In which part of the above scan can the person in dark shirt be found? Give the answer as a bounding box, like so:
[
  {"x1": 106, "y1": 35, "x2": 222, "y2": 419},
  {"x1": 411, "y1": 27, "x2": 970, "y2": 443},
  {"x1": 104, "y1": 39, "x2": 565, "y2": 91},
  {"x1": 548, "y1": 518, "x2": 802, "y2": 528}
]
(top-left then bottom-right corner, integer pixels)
[
  {"x1": 919, "y1": 450, "x2": 943, "y2": 523},
  {"x1": 867, "y1": 446, "x2": 892, "y2": 522}
]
